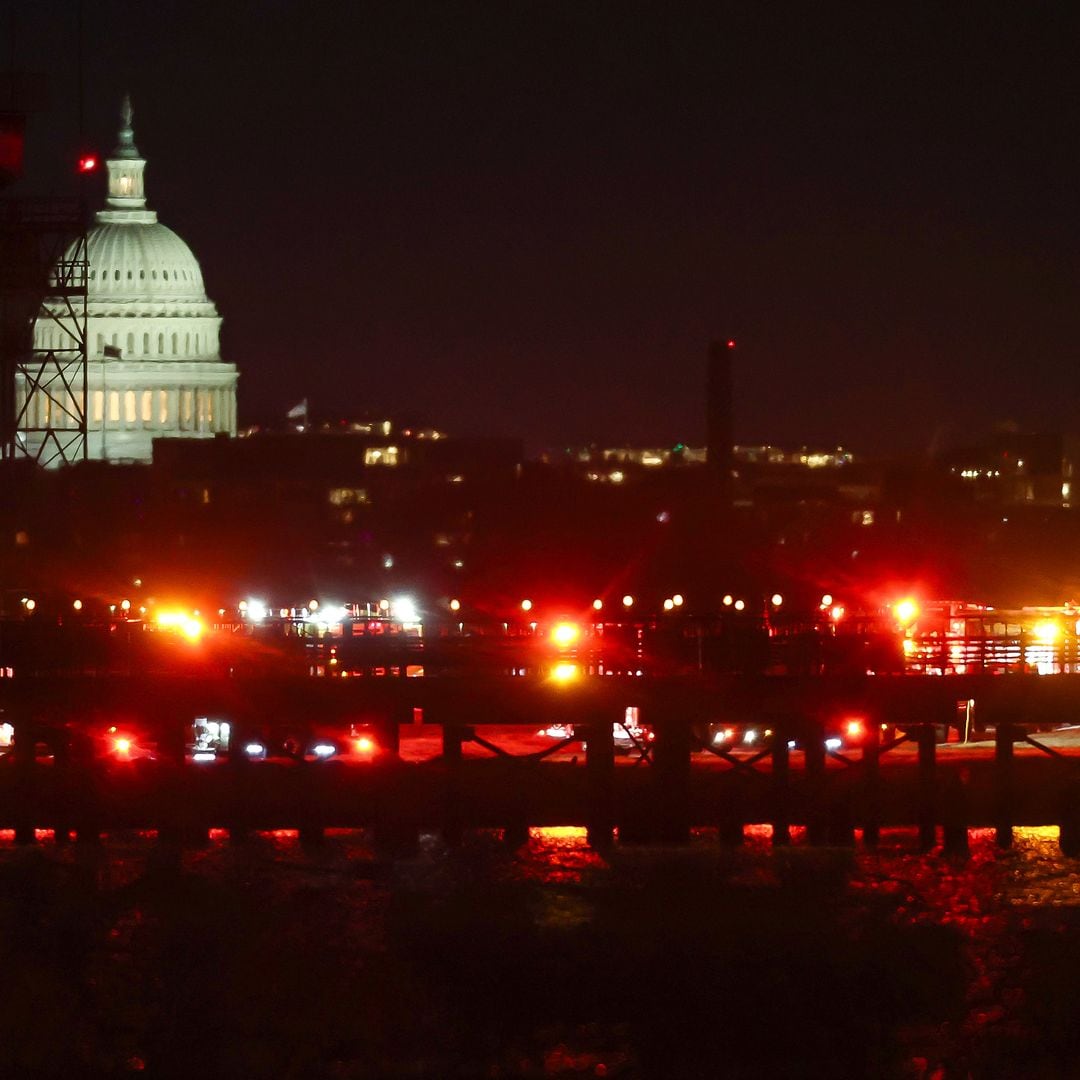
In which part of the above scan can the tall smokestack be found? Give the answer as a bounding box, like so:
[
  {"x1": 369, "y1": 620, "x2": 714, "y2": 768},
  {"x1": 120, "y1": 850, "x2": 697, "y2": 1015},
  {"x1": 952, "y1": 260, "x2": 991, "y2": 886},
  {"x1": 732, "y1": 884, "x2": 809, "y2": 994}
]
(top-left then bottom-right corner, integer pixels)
[{"x1": 706, "y1": 339, "x2": 734, "y2": 505}]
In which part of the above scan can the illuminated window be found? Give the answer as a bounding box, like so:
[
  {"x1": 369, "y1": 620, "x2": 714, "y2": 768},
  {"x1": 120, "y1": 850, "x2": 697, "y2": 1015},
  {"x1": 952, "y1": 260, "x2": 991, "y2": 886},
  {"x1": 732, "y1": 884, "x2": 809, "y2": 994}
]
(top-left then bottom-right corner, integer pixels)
[
  {"x1": 182, "y1": 390, "x2": 193, "y2": 427},
  {"x1": 328, "y1": 488, "x2": 369, "y2": 506},
  {"x1": 108, "y1": 391, "x2": 120, "y2": 422},
  {"x1": 364, "y1": 446, "x2": 399, "y2": 466},
  {"x1": 124, "y1": 390, "x2": 136, "y2": 424},
  {"x1": 92, "y1": 390, "x2": 103, "y2": 423},
  {"x1": 141, "y1": 390, "x2": 152, "y2": 424},
  {"x1": 158, "y1": 389, "x2": 168, "y2": 424}
]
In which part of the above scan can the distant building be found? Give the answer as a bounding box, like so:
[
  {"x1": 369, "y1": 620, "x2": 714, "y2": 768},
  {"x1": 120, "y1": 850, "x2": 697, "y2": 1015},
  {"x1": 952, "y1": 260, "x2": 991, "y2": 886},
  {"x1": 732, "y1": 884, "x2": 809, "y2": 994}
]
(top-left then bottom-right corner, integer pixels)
[
  {"x1": 941, "y1": 429, "x2": 1069, "y2": 507},
  {"x1": 21, "y1": 97, "x2": 238, "y2": 465}
]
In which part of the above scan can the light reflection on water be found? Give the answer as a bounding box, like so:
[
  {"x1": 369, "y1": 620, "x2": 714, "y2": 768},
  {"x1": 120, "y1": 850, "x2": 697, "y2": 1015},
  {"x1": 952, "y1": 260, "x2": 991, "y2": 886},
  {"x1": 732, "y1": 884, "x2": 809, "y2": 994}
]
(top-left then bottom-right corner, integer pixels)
[{"x1": 0, "y1": 824, "x2": 1076, "y2": 1073}]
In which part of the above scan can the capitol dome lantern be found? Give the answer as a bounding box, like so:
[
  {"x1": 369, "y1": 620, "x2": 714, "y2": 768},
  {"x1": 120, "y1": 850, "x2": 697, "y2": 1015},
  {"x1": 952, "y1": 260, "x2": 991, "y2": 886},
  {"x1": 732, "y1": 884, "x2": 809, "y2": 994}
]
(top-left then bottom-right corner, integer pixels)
[{"x1": 21, "y1": 96, "x2": 238, "y2": 465}]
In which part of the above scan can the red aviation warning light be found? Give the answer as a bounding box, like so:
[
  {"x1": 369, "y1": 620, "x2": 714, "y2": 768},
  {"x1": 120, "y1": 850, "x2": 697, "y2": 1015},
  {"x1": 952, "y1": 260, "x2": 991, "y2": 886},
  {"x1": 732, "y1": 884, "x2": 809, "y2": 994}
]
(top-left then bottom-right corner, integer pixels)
[
  {"x1": 726, "y1": 339, "x2": 736, "y2": 349},
  {"x1": 77, "y1": 152, "x2": 98, "y2": 174}
]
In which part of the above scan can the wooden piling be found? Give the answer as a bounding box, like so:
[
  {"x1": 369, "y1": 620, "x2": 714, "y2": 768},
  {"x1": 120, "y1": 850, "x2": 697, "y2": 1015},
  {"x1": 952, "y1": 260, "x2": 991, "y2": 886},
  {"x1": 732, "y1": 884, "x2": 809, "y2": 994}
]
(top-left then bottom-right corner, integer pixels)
[
  {"x1": 917, "y1": 723, "x2": 937, "y2": 852},
  {"x1": 995, "y1": 721, "x2": 1014, "y2": 850},
  {"x1": 441, "y1": 722, "x2": 465, "y2": 846},
  {"x1": 771, "y1": 723, "x2": 791, "y2": 847},
  {"x1": 652, "y1": 710, "x2": 691, "y2": 844},
  {"x1": 584, "y1": 712, "x2": 615, "y2": 850},
  {"x1": 861, "y1": 719, "x2": 881, "y2": 849},
  {"x1": 804, "y1": 720, "x2": 827, "y2": 846}
]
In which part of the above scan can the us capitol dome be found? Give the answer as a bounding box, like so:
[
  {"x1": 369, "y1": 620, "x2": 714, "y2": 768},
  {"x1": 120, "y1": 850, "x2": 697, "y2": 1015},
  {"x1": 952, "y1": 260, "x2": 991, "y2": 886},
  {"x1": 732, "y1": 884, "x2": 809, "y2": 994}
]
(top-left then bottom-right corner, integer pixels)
[{"x1": 22, "y1": 96, "x2": 238, "y2": 465}]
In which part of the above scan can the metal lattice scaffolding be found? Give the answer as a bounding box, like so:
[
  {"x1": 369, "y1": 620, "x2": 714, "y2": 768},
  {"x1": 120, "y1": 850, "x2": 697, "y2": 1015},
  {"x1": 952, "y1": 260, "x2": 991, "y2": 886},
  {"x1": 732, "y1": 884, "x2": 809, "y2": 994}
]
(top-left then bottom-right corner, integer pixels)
[{"x1": 0, "y1": 196, "x2": 88, "y2": 467}]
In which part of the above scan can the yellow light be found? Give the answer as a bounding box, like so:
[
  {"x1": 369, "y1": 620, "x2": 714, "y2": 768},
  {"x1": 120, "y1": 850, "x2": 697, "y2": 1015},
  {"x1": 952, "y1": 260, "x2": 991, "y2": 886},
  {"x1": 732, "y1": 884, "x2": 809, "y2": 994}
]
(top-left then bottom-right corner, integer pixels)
[
  {"x1": 734, "y1": 599, "x2": 746, "y2": 612},
  {"x1": 902, "y1": 638, "x2": 917, "y2": 656},
  {"x1": 663, "y1": 598, "x2": 674, "y2": 611},
  {"x1": 113, "y1": 737, "x2": 132, "y2": 756},
  {"x1": 354, "y1": 736, "x2": 375, "y2": 754},
  {"x1": 846, "y1": 719, "x2": 864, "y2": 738},
  {"x1": 551, "y1": 622, "x2": 580, "y2": 647},
  {"x1": 1032, "y1": 620, "x2": 1060, "y2": 646},
  {"x1": 621, "y1": 594, "x2": 634, "y2": 608},
  {"x1": 672, "y1": 593, "x2": 684, "y2": 607},
  {"x1": 156, "y1": 610, "x2": 204, "y2": 642},
  {"x1": 449, "y1": 598, "x2": 461, "y2": 612},
  {"x1": 894, "y1": 598, "x2": 919, "y2": 626},
  {"x1": 552, "y1": 662, "x2": 579, "y2": 683},
  {"x1": 72, "y1": 600, "x2": 83, "y2": 611},
  {"x1": 722, "y1": 594, "x2": 734, "y2": 606},
  {"x1": 771, "y1": 593, "x2": 783, "y2": 607},
  {"x1": 120, "y1": 599, "x2": 131, "y2": 611},
  {"x1": 309, "y1": 599, "x2": 320, "y2": 611},
  {"x1": 23, "y1": 599, "x2": 35, "y2": 612},
  {"x1": 830, "y1": 604, "x2": 845, "y2": 622},
  {"x1": 592, "y1": 598, "x2": 603, "y2": 611},
  {"x1": 821, "y1": 593, "x2": 833, "y2": 607}
]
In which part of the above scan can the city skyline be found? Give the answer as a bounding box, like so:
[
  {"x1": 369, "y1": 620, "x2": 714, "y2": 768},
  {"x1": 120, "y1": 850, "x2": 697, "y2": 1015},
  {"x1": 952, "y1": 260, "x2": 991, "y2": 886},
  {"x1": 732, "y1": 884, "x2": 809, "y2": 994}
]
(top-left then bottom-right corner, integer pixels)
[{"x1": 10, "y1": 2, "x2": 1080, "y2": 456}]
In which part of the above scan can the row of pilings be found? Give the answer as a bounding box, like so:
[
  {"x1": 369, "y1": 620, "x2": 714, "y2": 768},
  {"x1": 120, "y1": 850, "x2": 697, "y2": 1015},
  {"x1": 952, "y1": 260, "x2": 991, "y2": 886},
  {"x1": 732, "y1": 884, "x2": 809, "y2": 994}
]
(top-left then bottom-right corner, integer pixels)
[{"x1": 0, "y1": 711, "x2": 1079, "y2": 858}]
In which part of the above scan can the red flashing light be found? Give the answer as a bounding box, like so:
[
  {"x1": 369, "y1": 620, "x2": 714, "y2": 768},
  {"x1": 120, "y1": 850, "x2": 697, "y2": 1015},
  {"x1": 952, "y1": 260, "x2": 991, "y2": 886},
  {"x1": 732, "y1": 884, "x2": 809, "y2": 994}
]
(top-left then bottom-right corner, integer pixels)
[
  {"x1": 78, "y1": 153, "x2": 98, "y2": 174},
  {"x1": 726, "y1": 339, "x2": 736, "y2": 349}
]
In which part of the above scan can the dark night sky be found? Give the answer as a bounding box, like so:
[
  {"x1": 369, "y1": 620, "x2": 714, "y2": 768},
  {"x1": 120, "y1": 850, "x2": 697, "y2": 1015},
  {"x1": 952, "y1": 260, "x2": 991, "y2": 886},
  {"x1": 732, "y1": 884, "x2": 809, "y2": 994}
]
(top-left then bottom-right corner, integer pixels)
[{"x1": 9, "y1": 2, "x2": 1080, "y2": 456}]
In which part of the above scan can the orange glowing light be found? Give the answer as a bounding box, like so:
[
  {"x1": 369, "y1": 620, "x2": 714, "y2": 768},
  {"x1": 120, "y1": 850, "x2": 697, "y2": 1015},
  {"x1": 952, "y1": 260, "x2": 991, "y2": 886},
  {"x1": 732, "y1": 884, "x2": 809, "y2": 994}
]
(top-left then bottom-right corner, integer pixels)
[
  {"x1": 845, "y1": 719, "x2": 865, "y2": 739},
  {"x1": 112, "y1": 737, "x2": 132, "y2": 756},
  {"x1": 156, "y1": 610, "x2": 204, "y2": 641},
  {"x1": 830, "y1": 604, "x2": 845, "y2": 622},
  {"x1": 551, "y1": 622, "x2": 580, "y2": 647},
  {"x1": 354, "y1": 736, "x2": 375, "y2": 755},
  {"x1": 552, "y1": 662, "x2": 579, "y2": 683},
  {"x1": 1032, "y1": 620, "x2": 1060, "y2": 646},
  {"x1": 894, "y1": 598, "x2": 920, "y2": 626}
]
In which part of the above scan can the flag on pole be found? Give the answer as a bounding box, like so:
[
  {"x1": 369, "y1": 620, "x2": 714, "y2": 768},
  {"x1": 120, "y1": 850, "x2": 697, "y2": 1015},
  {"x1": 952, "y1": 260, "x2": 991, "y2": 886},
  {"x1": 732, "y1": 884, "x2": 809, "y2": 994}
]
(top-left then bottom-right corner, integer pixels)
[{"x1": 286, "y1": 398, "x2": 309, "y2": 428}]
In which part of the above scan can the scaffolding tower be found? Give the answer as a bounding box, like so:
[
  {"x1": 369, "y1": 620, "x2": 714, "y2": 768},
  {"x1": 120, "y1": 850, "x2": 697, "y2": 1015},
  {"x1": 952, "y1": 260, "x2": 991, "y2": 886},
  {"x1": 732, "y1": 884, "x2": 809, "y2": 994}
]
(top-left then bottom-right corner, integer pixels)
[{"x1": 0, "y1": 196, "x2": 89, "y2": 467}]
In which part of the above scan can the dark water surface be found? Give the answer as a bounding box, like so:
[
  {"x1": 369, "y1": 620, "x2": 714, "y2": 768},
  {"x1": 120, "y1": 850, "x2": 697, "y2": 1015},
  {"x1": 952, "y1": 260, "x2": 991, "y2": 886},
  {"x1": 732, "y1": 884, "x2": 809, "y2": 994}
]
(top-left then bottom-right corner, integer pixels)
[{"x1": 0, "y1": 825, "x2": 1076, "y2": 1078}]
